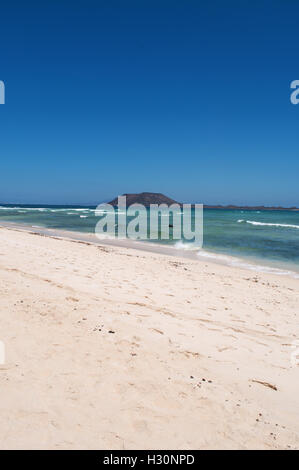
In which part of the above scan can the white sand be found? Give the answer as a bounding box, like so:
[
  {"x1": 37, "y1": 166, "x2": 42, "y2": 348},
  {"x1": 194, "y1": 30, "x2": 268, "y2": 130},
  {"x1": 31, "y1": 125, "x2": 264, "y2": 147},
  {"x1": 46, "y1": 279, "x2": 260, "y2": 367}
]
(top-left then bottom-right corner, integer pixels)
[{"x1": 0, "y1": 226, "x2": 298, "y2": 449}]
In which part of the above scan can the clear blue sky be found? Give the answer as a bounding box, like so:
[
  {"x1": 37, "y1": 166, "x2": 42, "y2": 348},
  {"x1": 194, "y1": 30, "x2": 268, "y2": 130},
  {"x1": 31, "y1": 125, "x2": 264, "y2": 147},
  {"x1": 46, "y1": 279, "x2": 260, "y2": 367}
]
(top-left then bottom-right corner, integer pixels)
[{"x1": 0, "y1": 0, "x2": 298, "y2": 206}]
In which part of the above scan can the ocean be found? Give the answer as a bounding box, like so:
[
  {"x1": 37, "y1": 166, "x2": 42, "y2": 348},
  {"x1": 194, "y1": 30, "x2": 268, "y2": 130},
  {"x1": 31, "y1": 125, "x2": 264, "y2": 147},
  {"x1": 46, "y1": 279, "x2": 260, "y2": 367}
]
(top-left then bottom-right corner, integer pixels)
[{"x1": 1, "y1": 204, "x2": 299, "y2": 275}]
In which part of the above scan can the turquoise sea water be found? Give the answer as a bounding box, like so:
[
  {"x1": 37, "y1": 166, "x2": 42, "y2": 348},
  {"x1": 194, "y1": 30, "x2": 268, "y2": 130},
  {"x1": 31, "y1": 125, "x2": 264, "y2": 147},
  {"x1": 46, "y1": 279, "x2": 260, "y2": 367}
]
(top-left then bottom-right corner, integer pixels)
[{"x1": 1, "y1": 204, "x2": 299, "y2": 273}]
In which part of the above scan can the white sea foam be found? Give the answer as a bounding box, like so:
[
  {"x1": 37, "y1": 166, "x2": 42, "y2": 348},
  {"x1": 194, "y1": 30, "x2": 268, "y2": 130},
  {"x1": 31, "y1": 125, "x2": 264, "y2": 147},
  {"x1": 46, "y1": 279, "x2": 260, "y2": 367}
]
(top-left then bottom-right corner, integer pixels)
[
  {"x1": 73, "y1": 209, "x2": 93, "y2": 212},
  {"x1": 5, "y1": 207, "x2": 92, "y2": 212},
  {"x1": 172, "y1": 244, "x2": 299, "y2": 278},
  {"x1": 237, "y1": 220, "x2": 299, "y2": 229},
  {"x1": 196, "y1": 250, "x2": 231, "y2": 261},
  {"x1": 196, "y1": 249, "x2": 299, "y2": 278},
  {"x1": 0, "y1": 207, "x2": 48, "y2": 212},
  {"x1": 0, "y1": 206, "x2": 18, "y2": 210},
  {"x1": 51, "y1": 208, "x2": 92, "y2": 212},
  {"x1": 0, "y1": 206, "x2": 94, "y2": 213},
  {"x1": 27, "y1": 208, "x2": 47, "y2": 212},
  {"x1": 174, "y1": 241, "x2": 203, "y2": 251}
]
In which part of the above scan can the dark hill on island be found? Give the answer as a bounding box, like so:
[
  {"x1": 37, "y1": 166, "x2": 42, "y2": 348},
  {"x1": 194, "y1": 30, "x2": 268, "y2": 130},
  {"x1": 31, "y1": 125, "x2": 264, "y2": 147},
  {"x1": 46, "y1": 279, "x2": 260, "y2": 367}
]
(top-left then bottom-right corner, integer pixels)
[
  {"x1": 107, "y1": 193, "x2": 299, "y2": 211},
  {"x1": 108, "y1": 192, "x2": 180, "y2": 207}
]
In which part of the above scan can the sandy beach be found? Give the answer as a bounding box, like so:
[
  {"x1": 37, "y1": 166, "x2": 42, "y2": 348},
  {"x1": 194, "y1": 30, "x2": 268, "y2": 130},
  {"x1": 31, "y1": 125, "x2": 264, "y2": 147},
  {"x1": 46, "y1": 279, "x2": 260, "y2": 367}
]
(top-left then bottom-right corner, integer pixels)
[{"x1": 0, "y1": 225, "x2": 298, "y2": 450}]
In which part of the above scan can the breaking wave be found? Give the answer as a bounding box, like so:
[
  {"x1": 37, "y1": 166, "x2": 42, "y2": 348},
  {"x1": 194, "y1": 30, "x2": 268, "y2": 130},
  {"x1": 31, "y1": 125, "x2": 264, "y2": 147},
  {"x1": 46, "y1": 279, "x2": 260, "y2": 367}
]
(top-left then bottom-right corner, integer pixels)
[{"x1": 237, "y1": 220, "x2": 299, "y2": 229}]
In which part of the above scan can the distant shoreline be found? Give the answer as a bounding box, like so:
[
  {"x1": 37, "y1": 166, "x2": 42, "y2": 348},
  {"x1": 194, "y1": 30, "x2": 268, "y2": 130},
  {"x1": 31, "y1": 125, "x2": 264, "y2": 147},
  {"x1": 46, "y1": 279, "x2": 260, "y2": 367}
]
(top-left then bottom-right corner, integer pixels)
[
  {"x1": 0, "y1": 202, "x2": 298, "y2": 211},
  {"x1": 203, "y1": 205, "x2": 299, "y2": 211}
]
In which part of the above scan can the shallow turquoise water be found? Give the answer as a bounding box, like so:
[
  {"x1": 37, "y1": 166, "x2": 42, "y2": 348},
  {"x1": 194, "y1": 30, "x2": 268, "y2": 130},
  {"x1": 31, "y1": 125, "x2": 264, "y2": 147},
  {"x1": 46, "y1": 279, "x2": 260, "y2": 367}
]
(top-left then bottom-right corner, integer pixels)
[
  {"x1": 1, "y1": 204, "x2": 299, "y2": 271},
  {"x1": 202, "y1": 209, "x2": 299, "y2": 270}
]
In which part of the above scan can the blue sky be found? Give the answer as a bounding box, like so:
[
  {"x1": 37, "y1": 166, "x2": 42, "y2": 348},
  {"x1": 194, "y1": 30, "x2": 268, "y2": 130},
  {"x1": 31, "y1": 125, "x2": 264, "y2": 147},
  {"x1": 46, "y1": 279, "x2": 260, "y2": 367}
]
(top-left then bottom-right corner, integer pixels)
[{"x1": 0, "y1": 0, "x2": 298, "y2": 206}]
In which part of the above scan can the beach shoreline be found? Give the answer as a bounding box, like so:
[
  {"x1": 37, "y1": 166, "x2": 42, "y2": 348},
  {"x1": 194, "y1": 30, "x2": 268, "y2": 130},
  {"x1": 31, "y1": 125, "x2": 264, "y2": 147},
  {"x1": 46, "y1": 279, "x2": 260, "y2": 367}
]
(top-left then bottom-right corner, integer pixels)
[
  {"x1": 1, "y1": 220, "x2": 299, "y2": 279},
  {"x1": 0, "y1": 226, "x2": 298, "y2": 449}
]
